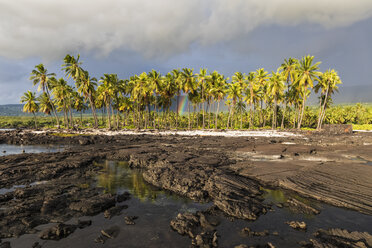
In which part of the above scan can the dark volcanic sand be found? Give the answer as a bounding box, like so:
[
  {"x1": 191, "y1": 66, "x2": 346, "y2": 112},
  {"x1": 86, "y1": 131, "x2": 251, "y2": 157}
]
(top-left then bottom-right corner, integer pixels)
[{"x1": 0, "y1": 129, "x2": 372, "y2": 248}]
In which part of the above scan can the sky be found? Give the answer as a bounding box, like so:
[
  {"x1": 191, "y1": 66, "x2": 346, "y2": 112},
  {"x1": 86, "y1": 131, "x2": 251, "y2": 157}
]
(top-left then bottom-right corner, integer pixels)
[{"x1": 0, "y1": 0, "x2": 371, "y2": 104}]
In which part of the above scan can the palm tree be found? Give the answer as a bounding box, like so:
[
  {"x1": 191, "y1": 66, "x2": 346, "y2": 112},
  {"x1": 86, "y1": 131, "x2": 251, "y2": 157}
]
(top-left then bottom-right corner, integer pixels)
[
  {"x1": 280, "y1": 58, "x2": 299, "y2": 128},
  {"x1": 30, "y1": 64, "x2": 59, "y2": 128},
  {"x1": 98, "y1": 74, "x2": 116, "y2": 129},
  {"x1": 197, "y1": 68, "x2": 209, "y2": 129},
  {"x1": 232, "y1": 72, "x2": 246, "y2": 129},
  {"x1": 181, "y1": 68, "x2": 196, "y2": 129},
  {"x1": 255, "y1": 68, "x2": 269, "y2": 127},
  {"x1": 161, "y1": 72, "x2": 178, "y2": 128},
  {"x1": 209, "y1": 71, "x2": 227, "y2": 129},
  {"x1": 77, "y1": 70, "x2": 99, "y2": 128},
  {"x1": 62, "y1": 54, "x2": 86, "y2": 128},
  {"x1": 20, "y1": 91, "x2": 39, "y2": 128},
  {"x1": 72, "y1": 92, "x2": 88, "y2": 126},
  {"x1": 51, "y1": 78, "x2": 73, "y2": 128},
  {"x1": 38, "y1": 92, "x2": 53, "y2": 116},
  {"x1": 226, "y1": 82, "x2": 242, "y2": 129},
  {"x1": 171, "y1": 69, "x2": 182, "y2": 128},
  {"x1": 295, "y1": 55, "x2": 321, "y2": 129},
  {"x1": 148, "y1": 70, "x2": 162, "y2": 129},
  {"x1": 314, "y1": 69, "x2": 342, "y2": 130},
  {"x1": 245, "y1": 72, "x2": 257, "y2": 128},
  {"x1": 62, "y1": 54, "x2": 83, "y2": 81},
  {"x1": 268, "y1": 71, "x2": 285, "y2": 129}
]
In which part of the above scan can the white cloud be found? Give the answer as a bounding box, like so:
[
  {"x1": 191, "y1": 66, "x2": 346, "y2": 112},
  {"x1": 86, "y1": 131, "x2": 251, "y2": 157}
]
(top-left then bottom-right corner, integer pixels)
[{"x1": 0, "y1": 0, "x2": 371, "y2": 61}]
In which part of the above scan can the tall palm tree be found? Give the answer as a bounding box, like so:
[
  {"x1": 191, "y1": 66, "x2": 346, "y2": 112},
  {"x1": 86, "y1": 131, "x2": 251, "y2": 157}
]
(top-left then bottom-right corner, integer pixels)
[
  {"x1": 148, "y1": 70, "x2": 162, "y2": 129},
  {"x1": 62, "y1": 54, "x2": 83, "y2": 81},
  {"x1": 161, "y1": 72, "x2": 178, "y2": 128},
  {"x1": 72, "y1": 92, "x2": 88, "y2": 126},
  {"x1": 30, "y1": 64, "x2": 59, "y2": 128},
  {"x1": 38, "y1": 92, "x2": 53, "y2": 116},
  {"x1": 255, "y1": 68, "x2": 269, "y2": 127},
  {"x1": 171, "y1": 69, "x2": 182, "y2": 128},
  {"x1": 197, "y1": 68, "x2": 208, "y2": 129},
  {"x1": 268, "y1": 71, "x2": 285, "y2": 129},
  {"x1": 20, "y1": 91, "x2": 39, "y2": 128},
  {"x1": 226, "y1": 82, "x2": 242, "y2": 129},
  {"x1": 51, "y1": 78, "x2": 74, "y2": 128},
  {"x1": 98, "y1": 74, "x2": 116, "y2": 129},
  {"x1": 209, "y1": 71, "x2": 227, "y2": 129},
  {"x1": 232, "y1": 72, "x2": 246, "y2": 129},
  {"x1": 245, "y1": 72, "x2": 257, "y2": 128},
  {"x1": 314, "y1": 69, "x2": 342, "y2": 130},
  {"x1": 295, "y1": 55, "x2": 321, "y2": 129},
  {"x1": 78, "y1": 70, "x2": 99, "y2": 128},
  {"x1": 181, "y1": 68, "x2": 196, "y2": 129},
  {"x1": 280, "y1": 58, "x2": 299, "y2": 128}
]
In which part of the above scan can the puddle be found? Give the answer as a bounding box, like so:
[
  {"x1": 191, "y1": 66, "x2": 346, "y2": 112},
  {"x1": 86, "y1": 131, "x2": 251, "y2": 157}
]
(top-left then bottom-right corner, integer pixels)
[
  {"x1": 4, "y1": 161, "x2": 372, "y2": 248},
  {"x1": 0, "y1": 180, "x2": 48, "y2": 195},
  {"x1": 94, "y1": 160, "x2": 206, "y2": 209},
  {"x1": 349, "y1": 156, "x2": 372, "y2": 166},
  {"x1": 0, "y1": 144, "x2": 65, "y2": 156}
]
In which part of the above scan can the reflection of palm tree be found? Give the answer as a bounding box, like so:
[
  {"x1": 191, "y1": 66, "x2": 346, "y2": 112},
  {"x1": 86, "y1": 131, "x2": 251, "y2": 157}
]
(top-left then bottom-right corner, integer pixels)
[{"x1": 96, "y1": 161, "x2": 161, "y2": 202}]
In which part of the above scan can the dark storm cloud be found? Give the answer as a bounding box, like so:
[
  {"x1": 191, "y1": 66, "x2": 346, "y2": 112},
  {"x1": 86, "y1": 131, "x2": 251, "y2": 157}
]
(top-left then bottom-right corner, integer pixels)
[
  {"x1": 0, "y1": 0, "x2": 371, "y2": 104},
  {"x1": 1, "y1": 0, "x2": 372, "y2": 60}
]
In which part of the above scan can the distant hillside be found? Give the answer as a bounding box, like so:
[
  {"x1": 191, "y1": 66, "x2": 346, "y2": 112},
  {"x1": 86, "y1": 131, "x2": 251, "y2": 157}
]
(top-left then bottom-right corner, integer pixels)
[{"x1": 0, "y1": 104, "x2": 25, "y2": 116}]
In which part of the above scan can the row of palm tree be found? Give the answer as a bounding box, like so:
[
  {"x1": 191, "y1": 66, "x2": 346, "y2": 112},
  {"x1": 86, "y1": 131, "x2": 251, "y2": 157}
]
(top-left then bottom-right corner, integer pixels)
[{"x1": 21, "y1": 54, "x2": 342, "y2": 130}]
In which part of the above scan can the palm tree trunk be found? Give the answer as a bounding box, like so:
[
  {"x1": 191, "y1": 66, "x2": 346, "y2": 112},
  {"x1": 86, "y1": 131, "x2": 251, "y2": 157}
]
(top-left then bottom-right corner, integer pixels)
[
  {"x1": 227, "y1": 106, "x2": 231, "y2": 130},
  {"x1": 317, "y1": 87, "x2": 329, "y2": 130},
  {"x1": 202, "y1": 87, "x2": 205, "y2": 129},
  {"x1": 176, "y1": 94, "x2": 180, "y2": 128},
  {"x1": 240, "y1": 104, "x2": 243, "y2": 129},
  {"x1": 293, "y1": 107, "x2": 297, "y2": 129},
  {"x1": 116, "y1": 110, "x2": 120, "y2": 129},
  {"x1": 90, "y1": 99, "x2": 98, "y2": 128},
  {"x1": 111, "y1": 105, "x2": 116, "y2": 129},
  {"x1": 298, "y1": 97, "x2": 307, "y2": 129},
  {"x1": 208, "y1": 100, "x2": 212, "y2": 129},
  {"x1": 316, "y1": 94, "x2": 324, "y2": 130},
  {"x1": 319, "y1": 88, "x2": 330, "y2": 129},
  {"x1": 46, "y1": 88, "x2": 60, "y2": 129},
  {"x1": 281, "y1": 103, "x2": 287, "y2": 129},
  {"x1": 63, "y1": 102, "x2": 69, "y2": 129},
  {"x1": 215, "y1": 100, "x2": 220, "y2": 130},
  {"x1": 188, "y1": 100, "x2": 191, "y2": 130},
  {"x1": 33, "y1": 112, "x2": 37, "y2": 129},
  {"x1": 154, "y1": 98, "x2": 157, "y2": 129},
  {"x1": 274, "y1": 98, "x2": 278, "y2": 129},
  {"x1": 106, "y1": 103, "x2": 111, "y2": 129}
]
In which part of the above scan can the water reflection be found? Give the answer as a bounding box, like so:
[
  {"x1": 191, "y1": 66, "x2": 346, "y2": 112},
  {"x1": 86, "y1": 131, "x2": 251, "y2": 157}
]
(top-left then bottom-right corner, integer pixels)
[
  {"x1": 95, "y1": 160, "x2": 191, "y2": 204},
  {"x1": 0, "y1": 144, "x2": 65, "y2": 156},
  {"x1": 262, "y1": 188, "x2": 287, "y2": 203}
]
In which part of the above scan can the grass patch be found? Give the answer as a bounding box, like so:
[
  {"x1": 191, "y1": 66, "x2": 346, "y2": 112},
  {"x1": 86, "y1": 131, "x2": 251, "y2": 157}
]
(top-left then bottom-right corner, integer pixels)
[
  {"x1": 353, "y1": 124, "x2": 372, "y2": 130},
  {"x1": 50, "y1": 133, "x2": 84, "y2": 137}
]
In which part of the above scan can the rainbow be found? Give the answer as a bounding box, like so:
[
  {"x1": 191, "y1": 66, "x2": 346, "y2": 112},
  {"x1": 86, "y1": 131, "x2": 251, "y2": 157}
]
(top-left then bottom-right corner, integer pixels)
[{"x1": 177, "y1": 95, "x2": 188, "y2": 115}]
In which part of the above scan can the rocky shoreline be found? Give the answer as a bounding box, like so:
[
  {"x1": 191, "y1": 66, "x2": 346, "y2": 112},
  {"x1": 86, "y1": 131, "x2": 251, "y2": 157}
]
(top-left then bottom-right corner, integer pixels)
[{"x1": 0, "y1": 129, "x2": 372, "y2": 247}]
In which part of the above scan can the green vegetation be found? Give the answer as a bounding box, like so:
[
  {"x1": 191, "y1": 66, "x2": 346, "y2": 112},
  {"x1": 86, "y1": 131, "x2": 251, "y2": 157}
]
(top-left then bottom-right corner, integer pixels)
[
  {"x1": 15, "y1": 54, "x2": 371, "y2": 131},
  {"x1": 50, "y1": 133, "x2": 84, "y2": 137}
]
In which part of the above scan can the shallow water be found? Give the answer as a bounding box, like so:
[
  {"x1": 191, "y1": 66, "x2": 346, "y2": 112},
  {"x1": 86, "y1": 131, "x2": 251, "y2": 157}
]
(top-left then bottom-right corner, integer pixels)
[
  {"x1": 5, "y1": 161, "x2": 372, "y2": 248},
  {"x1": 0, "y1": 181, "x2": 48, "y2": 195},
  {"x1": 0, "y1": 144, "x2": 65, "y2": 156}
]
